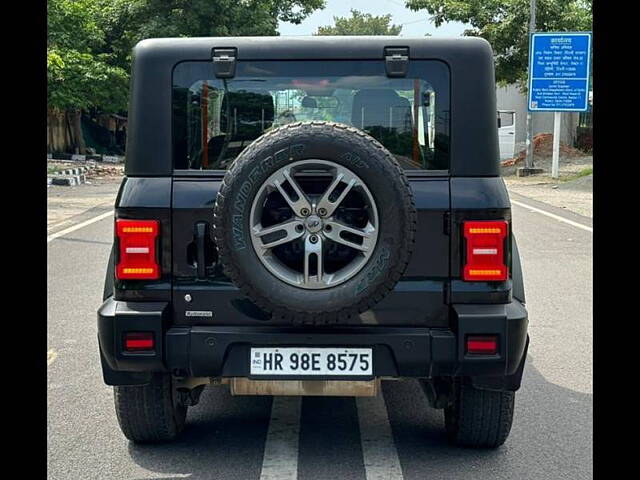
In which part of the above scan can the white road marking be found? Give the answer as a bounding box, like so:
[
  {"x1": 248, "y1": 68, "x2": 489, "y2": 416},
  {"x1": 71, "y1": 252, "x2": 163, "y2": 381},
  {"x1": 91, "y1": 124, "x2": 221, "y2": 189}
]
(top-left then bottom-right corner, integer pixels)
[
  {"x1": 259, "y1": 396, "x2": 301, "y2": 480},
  {"x1": 511, "y1": 200, "x2": 592, "y2": 233},
  {"x1": 47, "y1": 349, "x2": 58, "y2": 366},
  {"x1": 47, "y1": 211, "x2": 113, "y2": 243},
  {"x1": 47, "y1": 219, "x2": 72, "y2": 231},
  {"x1": 357, "y1": 393, "x2": 404, "y2": 480}
]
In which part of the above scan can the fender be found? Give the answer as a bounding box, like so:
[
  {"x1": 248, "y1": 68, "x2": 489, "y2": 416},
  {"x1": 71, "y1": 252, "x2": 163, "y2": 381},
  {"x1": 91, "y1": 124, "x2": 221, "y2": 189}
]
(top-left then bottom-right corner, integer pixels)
[
  {"x1": 512, "y1": 235, "x2": 525, "y2": 303},
  {"x1": 103, "y1": 246, "x2": 115, "y2": 301}
]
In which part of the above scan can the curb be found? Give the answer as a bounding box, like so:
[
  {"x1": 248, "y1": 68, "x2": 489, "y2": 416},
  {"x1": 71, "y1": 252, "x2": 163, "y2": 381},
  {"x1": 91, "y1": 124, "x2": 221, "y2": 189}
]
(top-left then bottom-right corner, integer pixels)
[
  {"x1": 47, "y1": 165, "x2": 93, "y2": 187},
  {"x1": 48, "y1": 154, "x2": 124, "y2": 163},
  {"x1": 57, "y1": 166, "x2": 93, "y2": 176},
  {"x1": 48, "y1": 174, "x2": 87, "y2": 186},
  {"x1": 48, "y1": 155, "x2": 124, "y2": 187}
]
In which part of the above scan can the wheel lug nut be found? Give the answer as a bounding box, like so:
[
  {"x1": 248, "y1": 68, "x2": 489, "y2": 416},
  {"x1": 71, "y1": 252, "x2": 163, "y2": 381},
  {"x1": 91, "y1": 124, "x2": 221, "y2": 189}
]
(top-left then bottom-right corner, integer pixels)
[
  {"x1": 300, "y1": 208, "x2": 310, "y2": 216},
  {"x1": 309, "y1": 235, "x2": 318, "y2": 244},
  {"x1": 317, "y1": 208, "x2": 327, "y2": 216}
]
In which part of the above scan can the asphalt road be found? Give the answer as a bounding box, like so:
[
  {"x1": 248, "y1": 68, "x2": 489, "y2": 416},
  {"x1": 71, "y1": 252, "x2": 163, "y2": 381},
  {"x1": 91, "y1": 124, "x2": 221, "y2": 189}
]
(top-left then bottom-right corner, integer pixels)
[{"x1": 47, "y1": 189, "x2": 592, "y2": 480}]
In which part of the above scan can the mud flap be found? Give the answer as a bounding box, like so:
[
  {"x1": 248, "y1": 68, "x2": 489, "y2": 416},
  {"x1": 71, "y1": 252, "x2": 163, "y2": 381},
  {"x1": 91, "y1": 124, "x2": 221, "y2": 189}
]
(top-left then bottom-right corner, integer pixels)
[
  {"x1": 471, "y1": 335, "x2": 529, "y2": 392},
  {"x1": 99, "y1": 343, "x2": 151, "y2": 386}
]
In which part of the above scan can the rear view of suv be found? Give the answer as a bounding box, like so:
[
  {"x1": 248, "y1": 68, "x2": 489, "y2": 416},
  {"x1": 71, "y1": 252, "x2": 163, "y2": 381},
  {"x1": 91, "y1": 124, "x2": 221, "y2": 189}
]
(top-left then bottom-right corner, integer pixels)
[{"x1": 98, "y1": 36, "x2": 529, "y2": 448}]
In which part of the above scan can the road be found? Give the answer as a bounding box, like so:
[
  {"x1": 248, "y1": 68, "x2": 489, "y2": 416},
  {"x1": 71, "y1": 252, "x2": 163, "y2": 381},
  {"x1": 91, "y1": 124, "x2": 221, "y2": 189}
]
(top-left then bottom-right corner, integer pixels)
[{"x1": 47, "y1": 185, "x2": 592, "y2": 480}]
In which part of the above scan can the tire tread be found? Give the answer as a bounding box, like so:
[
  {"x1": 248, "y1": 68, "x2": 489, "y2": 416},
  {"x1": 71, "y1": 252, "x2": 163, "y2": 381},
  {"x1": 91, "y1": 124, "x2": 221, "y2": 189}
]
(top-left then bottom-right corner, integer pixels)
[
  {"x1": 445, "y1": 379, "x2": 515, "y2": 448},
  {"x1": 114, "y1": 373, "x2": 186, "y2": 443}
]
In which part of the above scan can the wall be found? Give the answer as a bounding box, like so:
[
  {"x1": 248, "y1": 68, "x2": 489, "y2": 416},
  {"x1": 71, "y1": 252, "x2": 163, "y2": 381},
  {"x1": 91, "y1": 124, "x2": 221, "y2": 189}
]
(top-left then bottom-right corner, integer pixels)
[{"x1": 496, "y1": 84, "x2": 579, "y2": 154}]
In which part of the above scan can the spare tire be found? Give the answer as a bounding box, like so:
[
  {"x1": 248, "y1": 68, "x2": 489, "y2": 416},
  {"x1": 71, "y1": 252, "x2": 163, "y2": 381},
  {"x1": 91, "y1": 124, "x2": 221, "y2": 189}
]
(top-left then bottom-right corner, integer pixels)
[{"x1": 213, "y1": 121, "x2": 416, "y2": 324}]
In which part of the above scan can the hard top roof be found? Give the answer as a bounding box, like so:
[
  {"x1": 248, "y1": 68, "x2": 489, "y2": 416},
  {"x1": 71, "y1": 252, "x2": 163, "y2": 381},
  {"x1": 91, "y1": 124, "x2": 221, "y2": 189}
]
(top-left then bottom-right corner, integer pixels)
[
  {"x1": 132, "y1": 35, "x2": 492, "y2": 63},
  {"x1": 125, "y1": 36, "x2": 500, "y2": 177}
]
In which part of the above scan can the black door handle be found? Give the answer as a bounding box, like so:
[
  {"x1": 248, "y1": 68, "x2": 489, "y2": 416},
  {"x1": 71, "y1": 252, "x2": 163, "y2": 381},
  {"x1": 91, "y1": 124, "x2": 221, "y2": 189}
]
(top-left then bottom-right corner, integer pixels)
[{"x1": 195, "y1": 222, "x2": 207, "y2": 279}]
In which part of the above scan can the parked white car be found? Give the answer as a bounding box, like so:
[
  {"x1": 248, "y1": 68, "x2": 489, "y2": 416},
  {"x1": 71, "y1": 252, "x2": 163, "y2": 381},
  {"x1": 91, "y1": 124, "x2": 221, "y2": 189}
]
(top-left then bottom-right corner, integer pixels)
[{"x1": 498, "y1": 110, "x2": 516, "y2": 160}]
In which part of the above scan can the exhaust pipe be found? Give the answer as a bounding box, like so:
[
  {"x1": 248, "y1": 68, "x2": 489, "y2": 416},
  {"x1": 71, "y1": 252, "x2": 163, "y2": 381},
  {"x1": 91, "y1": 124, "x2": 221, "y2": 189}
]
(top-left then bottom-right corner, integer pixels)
[{"x1": 228, "y1": 378, "x2": 380, "y2": 397}]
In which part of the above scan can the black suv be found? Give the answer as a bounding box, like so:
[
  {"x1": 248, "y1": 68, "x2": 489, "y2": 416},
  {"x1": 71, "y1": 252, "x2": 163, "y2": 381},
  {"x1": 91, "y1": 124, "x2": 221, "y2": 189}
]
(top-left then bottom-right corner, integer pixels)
[{"x1": 98, "y1": 36, "x2": 529, "y2": 448}]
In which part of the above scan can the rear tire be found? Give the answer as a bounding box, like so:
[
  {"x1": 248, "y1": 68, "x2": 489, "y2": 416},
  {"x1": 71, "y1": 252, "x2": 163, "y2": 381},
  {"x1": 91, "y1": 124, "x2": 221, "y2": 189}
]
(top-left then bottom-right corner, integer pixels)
[
  {"x1": 444, "y1": 379, "x2": 515, "y2": 448},
  {"x1": 114, "y1": 373, "x2": 186, "y2": 443}
]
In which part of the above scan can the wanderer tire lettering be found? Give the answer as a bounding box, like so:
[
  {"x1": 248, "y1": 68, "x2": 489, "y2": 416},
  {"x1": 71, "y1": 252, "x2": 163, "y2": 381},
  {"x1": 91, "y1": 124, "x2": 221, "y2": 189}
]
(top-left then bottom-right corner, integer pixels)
[
  {"x1": 232, "y1": 215, "x2": 246, "y2": 250},
  {"x1": 341, "y1": 152, "x2": 367, "y2": 169},
  {"x1": 291, "y1": 144, "x2": 305, "y2": 158},
  {"x1": 355, "y1": 246, "x2": 391, "y2": 296}
]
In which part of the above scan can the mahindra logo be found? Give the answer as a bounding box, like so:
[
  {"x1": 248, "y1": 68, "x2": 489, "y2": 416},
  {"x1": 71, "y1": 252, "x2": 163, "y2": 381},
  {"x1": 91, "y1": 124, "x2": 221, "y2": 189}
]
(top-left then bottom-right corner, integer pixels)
[{"x1": 305, "y1": 215, "x2": 323, "y2": 233}]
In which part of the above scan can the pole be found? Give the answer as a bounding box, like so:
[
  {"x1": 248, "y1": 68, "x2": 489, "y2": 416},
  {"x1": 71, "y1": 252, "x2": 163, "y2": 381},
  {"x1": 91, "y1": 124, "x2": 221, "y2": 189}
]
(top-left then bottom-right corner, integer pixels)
[
  {"x1": 524, "y1": 0, "x2": 536, "y2": 169},
  {"x1": 201, "y1": 82, "x2": 209, "y2": 169},
  {"x1": 551, "y1": 111, "x2": 561, "y2": 179},
  {"x1": 412, "y1": 79, "x2": 420, "y2": 166}
]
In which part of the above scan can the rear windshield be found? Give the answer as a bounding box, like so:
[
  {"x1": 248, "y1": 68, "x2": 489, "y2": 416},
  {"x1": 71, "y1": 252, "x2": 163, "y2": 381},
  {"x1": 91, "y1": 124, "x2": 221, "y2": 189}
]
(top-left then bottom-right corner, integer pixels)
[{"x1": 172, "y1": 60, "x2": 450, "y2": 171}]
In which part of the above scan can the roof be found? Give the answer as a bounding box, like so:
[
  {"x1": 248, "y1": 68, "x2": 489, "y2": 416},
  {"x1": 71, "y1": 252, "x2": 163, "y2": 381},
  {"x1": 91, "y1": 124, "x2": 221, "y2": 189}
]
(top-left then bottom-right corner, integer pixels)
[
  {"x1": 132, "y1": 35, "x2": 492, "y2": 62},
  {"x1": 125, "y1": 36, "x2": 499, "y2": 177}
]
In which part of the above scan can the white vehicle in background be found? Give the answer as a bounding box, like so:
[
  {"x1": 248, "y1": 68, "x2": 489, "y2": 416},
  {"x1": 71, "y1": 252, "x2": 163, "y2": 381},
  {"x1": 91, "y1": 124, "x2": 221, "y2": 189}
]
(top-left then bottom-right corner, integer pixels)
[{"x1": 498, "y1": 110, "x2": 516, "y2": 160}]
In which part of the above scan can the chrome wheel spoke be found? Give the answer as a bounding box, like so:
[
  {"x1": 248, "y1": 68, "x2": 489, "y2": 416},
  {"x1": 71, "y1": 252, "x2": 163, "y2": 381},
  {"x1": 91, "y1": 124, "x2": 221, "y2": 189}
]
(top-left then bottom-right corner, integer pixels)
[
  {"x1": 270, "y1": 168, "x2": 312, "y2": 217},
  {"x1": 303, "y1": 235, "x2": 324, "y2": 285},
  {"x1": 253, "y1": 219, "x2": 304, "y2": 250},
  {"x1": 323, "y1": 220, "x2": 376, "y2": 252},
  {"x1": 316, "y1": 167, "x2": 359, "y2": 217}
]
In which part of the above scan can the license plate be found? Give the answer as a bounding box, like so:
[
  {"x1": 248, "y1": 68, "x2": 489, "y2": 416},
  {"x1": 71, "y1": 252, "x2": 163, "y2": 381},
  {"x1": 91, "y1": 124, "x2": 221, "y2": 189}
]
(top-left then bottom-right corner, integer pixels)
[{"x1": 250, "y1": 347, "x2": 373, "y2": 376}]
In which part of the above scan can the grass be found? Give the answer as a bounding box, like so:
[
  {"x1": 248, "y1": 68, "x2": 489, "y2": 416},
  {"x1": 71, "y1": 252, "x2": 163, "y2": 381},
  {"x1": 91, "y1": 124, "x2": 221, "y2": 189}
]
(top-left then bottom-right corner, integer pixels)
[
  {"x1": 576, "y1": 167, "x2": 593, "y2": 177},
  {"x1": 560, "y1": 166, "x2": 593, "y2": 182}
]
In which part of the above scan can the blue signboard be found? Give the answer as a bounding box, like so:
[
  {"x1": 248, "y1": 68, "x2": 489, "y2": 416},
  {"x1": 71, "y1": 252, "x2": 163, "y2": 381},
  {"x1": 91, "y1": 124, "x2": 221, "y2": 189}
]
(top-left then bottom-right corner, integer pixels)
[{"x1": 528, "y1": 32, "x2": 592, "y2": 112}]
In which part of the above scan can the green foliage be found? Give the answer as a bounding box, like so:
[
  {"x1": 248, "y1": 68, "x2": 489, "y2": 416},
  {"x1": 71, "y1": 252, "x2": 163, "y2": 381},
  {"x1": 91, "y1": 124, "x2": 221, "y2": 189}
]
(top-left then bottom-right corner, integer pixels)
[
  {"x1": 315, "y1": 9, "x2": 403, "y2": 36},
  {"x1": 405, "y1": 0, "x2": 592, "y2": 85},
  {"x1": 47, "y1": 0, "x2": 129, "y2": 112},
  {"x1": 126, "y1": 0, "x2": 325, "y2": 39},
  {"x1": 48, "y1": 0, "x2": 326, "y2": 114},
  {"x1": 47, "y1": 48, "x2": 129, "y2": 112},
  {"x1": 47, "y1": 0, "x2": 103, "y2": 52}
]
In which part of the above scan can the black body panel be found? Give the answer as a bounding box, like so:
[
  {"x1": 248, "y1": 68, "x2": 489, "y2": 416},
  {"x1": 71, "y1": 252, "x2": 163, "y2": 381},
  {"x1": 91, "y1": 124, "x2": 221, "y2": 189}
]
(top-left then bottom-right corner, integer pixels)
[
  {"x1": 97, "y1": 296, "x2": 528, "y2": 389},
  {"x1": 112, "y1": 174, "x2": 522, "y2": 326},
  {"x1": 170, "y1": 175, "x2": 450, "y2": 327}
]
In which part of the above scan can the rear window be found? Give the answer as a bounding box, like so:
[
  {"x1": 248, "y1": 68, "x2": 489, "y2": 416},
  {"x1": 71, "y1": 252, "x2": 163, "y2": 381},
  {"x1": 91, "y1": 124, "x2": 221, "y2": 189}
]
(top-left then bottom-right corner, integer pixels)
[{"x1": 172, "y1": 60, "x2": 450, "y2": 171}]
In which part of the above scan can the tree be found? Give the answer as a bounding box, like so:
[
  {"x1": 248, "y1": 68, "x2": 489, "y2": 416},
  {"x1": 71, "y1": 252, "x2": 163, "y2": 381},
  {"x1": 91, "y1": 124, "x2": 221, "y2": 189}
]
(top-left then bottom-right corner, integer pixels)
[
  {"x1": 47, "y1": 0, "x2": 326, "y2": 153},
  {"x1": 47, "y1": 0, "x2": 130, "y2": 153},
  {"x1": 405, "y1": 0, "x2": 592, "y2": 86},
  {"x1": 91, "y1": 0, "x2": 325, "y2": 55},
  {"x1": 315, "y1": 9, "x2": 402, "y2": 36}
]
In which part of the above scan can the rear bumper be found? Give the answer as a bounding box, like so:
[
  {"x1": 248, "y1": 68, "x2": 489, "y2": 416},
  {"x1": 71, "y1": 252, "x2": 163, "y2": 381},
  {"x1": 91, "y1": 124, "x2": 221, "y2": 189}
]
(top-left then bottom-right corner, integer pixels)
[{"x1": 98, "y1": 298, "x2": 528, "y2": 386}]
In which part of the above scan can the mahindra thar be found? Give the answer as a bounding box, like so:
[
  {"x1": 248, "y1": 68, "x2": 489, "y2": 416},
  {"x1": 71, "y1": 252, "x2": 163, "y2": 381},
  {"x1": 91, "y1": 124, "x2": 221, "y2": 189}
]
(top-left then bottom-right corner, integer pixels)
[{"x1": 98, "y1": 36, "x2": 529, "y2": 448}]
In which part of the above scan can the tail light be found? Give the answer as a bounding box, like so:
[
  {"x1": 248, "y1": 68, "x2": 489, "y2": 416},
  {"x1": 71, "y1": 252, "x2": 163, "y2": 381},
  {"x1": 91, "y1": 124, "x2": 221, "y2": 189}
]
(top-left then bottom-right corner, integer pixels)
[
  {"x1": 466, "y1": 335, "x2": 498, "y2": 355},
  {"x1": 124, "y1": 332, "x2": 155, "y2": 352},
  {"x1": 463, "y1": 220, "x2": 508, "y2": 281},
  {"x1": 115, "y1": 219, "x2": 160, "y2": 280}
]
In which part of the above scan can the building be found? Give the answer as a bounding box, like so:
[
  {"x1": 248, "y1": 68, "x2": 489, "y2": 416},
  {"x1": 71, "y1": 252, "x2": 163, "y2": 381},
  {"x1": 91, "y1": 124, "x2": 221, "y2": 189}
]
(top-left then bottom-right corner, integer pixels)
[{"x1": 496, "y1": 84, "x2": 580, "y2": 154}]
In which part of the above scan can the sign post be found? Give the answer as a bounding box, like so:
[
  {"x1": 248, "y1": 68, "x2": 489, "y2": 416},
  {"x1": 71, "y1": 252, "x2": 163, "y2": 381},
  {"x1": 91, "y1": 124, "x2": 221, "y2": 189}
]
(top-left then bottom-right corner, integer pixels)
[
  {"x1": 552, "y1": 111, "x2": 561, "y2": 178},
  {"x1": 526, "y1": 32, "x2": 592, "y2": 179},
  {"x1": 524, "y1": 0, "x2": 537, "y2": 171}
]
